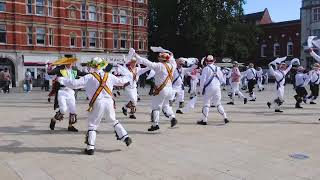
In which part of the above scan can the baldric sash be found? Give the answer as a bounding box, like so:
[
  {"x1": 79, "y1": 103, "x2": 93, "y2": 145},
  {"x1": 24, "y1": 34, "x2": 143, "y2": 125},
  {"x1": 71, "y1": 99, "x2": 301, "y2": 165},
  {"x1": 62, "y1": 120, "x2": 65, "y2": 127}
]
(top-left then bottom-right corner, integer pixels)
[
  {"x1": 153, "y1": 63, "x2": 173, "y2": 96},
  {"x1": 87, "y1": 72, "x2": 113, "y2": 112}
]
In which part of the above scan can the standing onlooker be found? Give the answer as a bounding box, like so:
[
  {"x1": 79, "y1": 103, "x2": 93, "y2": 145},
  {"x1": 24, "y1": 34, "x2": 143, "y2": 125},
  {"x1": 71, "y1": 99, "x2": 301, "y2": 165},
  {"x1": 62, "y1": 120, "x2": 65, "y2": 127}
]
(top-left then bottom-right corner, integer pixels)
[
  {"x1": 1, "y1": 68, "x2": 11, "y2": 93},
  {"x1": 0, "y1": 69, "x2": 4, "y2": 92},
  {"x1": 24, "y1": 69, "x2": 32, "y2": 93},
  {"x1": 44, "y1": 71, "x2": 50, "y2": 91}
]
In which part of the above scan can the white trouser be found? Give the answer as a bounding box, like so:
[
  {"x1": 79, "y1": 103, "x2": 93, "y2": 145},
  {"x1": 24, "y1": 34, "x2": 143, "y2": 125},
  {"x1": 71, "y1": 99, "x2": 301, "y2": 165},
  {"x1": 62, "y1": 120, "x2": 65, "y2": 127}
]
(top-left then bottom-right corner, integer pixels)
[
  {"x1": 125, "y1": 87, "x2": 138, "y2": 105},
  {"x1": 58, "y1": 89, "x2": 76, "y2": 114},
  {"x1": 201, "y1": 86, "x2": 227, "y2": 122},
  {"x1": 170, "y1": 86, "x2": 185, "y2": 102},
  {"x1": 271, "y1": 85, "x2": 285, "y2": 110},
  {"x1": 87, "y1": 98, "x2": 128, "y2": 150},
  {"x1": 190, "y1": 79, "x2": 198, "y2": 95},
  {"x1": 257, "y1": 78, "x2": 264, "y2": 90},
  {"x1": 151, "y1": 86, "x2": 175, "y2": 126},
  {"x1": 231, "y1": 82, "x2": 245, "y2": 102}
]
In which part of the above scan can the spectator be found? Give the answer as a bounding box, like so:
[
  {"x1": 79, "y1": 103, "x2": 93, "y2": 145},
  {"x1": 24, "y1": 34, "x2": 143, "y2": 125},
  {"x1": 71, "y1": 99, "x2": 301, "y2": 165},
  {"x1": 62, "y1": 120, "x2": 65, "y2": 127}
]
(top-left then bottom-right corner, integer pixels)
[
  {"x1": 24, "y1": 69, "x2": 32, "y2": 93},
  {"x1": 2, "y1": 68, "x2": 11, "y2": 93},
  {"x1": 44, "y1": 71, "x2": 50, "y2": 91},
  {"x1": 0, "y1": 69, "x2": 4, "y2": 92}
]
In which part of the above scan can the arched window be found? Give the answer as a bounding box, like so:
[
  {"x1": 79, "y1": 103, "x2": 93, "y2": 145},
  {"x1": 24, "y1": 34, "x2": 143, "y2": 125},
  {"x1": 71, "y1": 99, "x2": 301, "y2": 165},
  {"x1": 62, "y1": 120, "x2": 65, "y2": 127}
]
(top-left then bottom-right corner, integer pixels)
[
  {"x1": 287, "y1": 42, "x2": 293, "y2": 56},
  {"x1": 273, "y1": 43, "x2": 280, "y2": 57},
  {"x1": 70, "y1": 33, "x2": 76, "y2": 47}
]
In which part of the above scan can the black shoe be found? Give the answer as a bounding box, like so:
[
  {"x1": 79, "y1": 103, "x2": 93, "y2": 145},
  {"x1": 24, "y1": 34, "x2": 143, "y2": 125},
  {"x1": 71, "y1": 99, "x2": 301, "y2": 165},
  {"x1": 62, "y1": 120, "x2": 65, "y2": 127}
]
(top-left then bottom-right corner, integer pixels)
[
  {"x1": 148, "y1": 125, "x2": 160, "y2": 132},
  {"x1": 267, "y1": 102, "x2": 271, "y2": 108},
  {"x1": 113, "y1": 93, "x2": 117, "y2": 97},
  {"x1": 310, "y1": 102, "x2": 317, "y2": 105},
  {"x1": 122, "y1": 107, "x2": 128, "y2": 116},
  {"x1": 48, "y1": 98, "x2": 51, "y2": 103},
  {"x1": 68, "y1": 126, "x2": 78, "y2": 132},
  {"x1": 211, "y1": 105, "x2": 216, "y2": 108},
  {"x1": 49, "y1": 119, "x2": 56, "y2": 130},
  {"x1": 129, "y1": 114, "x2": 136, "y2": 119},
  {"x1": 224, "y1": 118, "x2": 230, "y2": 124},
  {"x1": 295, "y1": 105, "x2": 303, "y2": 109},
  {"x1": 244, "y1": 98, "x2": 248, "y2": 104},
  {"x1": 176, "y1": 110, "x2": 183, "y2": 114},
  {"x1": 124, "y1": 137, "x2": 132, "y2": 147},
  {"x1": 137, "y1": 97, "x2": 141, "y2": 101},
  {"x1": 249, "y1": 99, "x2": 256, "y2": 102},
  {"x1": 275, "y1": 109, "x2": 283, "y2": 113},
  {"x1": 197, "y1": 120, "x2": 207, "y2": 125},
  {"x1": 84, "y1": 149, "x2": 94, "y2": 155},
  {"x1": 227, "y1": 102, "x2": 234, "y2": 105},
  {"x1": 117, "y1": 91, "x2": 121, "y2": 96},
  {"x1": 171, "y1": 118, "x2": 178, "y2": 127}
]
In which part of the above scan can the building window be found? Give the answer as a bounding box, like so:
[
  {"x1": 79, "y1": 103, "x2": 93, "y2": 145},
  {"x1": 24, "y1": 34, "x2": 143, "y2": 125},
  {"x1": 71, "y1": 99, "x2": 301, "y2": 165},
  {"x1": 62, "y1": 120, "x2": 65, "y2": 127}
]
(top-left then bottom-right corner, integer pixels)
[
  {"x1": 120, "y1": 33, "x2": 127, "y2": 49},
  {"x1": 98, "y1": 6, "x2": 103, "y2": 21},
  {"x1": 48, "y1": 28, "x2": 53, "y2": 46},
  {"x1": 119, "y1": 10, "x2": 128, "y2": 24},
  {"x1": 0, "y1": 1, "x2": 6, "y2": 12},
  {"x1": 81, "y1": 4, "x2": 86, "y2": 20},
  {"x1": 47, "y1": 0, "x2": 52, "y2": 16},
  {"x1": 273, "y1": 43, "x2": 280, "y2": 57},
  {"x1": 27, "y1": 26, "x2": 33, "y2": 45},
  {"x1": 36, "y1": 27, "x2": 45, "y2": 45},
  {"x1": 113, "y1": 32, "x2": 118, "y2": 49},
  {"x1": 113, "y1": 9, "x2": 119, "y2": 23},
  {"x1": 70, "y1": 33, "x2": 76, "y2": 47},
  {"x1": 261, "y1": 44, "x2": 267, "y2": 57},
  {"x1": 138, "y1": 40, "x2": 144, "y2": 50},
  {"x1": 89, "y1": 31, "x2": 96, "y2": 47},
  {"x1": 82, "y1": 31, "x2": 86, "y2": 47},
  {"x1": 36, "y1": 0, "x2": 45, "y2": 15},
  {"x1": 313, "y1": 7, "x2": 320, "y2": 22},
  {"x1": 99, "y1": 32, "x2": 103, "y2": 48},
  {"x1": 287, "y1": 42, "x2": 293, "y2": 56},
  {"x1": 27, "y1": 0, "x2": 32, "y2": 14},
  {"x1": 88, "y1": 5, "x2": 96, "y2": 21},
  {"x1": 138, "y1": 16, "x2": 144, "y2": 26},
  {"x1": 0, "y1": 25, "x2": 6, "y2": 43}
]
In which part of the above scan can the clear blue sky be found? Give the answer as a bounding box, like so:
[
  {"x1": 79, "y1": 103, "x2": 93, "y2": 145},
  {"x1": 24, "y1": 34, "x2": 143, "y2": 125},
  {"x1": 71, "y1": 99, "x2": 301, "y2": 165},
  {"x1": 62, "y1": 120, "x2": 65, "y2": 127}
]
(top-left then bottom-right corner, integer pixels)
[{"x1": 244, "y1": 0, "x2": 302, "y2": 22}]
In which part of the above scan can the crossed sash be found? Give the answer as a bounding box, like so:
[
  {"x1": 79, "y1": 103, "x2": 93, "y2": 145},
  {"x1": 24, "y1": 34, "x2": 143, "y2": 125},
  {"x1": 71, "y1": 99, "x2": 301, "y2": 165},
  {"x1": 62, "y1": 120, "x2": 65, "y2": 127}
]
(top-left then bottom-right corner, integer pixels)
[
  {"x1": 87, "y1": 72, "x2": 113, "y2": 112},
  {"x1": 153, "y1": 63, "x2": 173, "y2": 96}
]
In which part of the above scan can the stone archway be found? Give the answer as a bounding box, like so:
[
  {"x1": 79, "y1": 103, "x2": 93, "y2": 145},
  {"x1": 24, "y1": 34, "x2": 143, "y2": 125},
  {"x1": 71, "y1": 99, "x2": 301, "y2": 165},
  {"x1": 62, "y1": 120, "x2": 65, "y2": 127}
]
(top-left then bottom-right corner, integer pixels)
[{"x1": 0, "y1": 57, "x2": 16, "y2": 87}]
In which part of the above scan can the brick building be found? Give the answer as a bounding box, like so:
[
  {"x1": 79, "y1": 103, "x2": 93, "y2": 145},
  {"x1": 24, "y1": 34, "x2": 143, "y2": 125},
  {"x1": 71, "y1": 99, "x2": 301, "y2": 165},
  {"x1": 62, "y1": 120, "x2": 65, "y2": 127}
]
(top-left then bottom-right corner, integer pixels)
[
  {"x1": 0, "y1": 0, "x2": 148, "y2": 87},
  {"x1": 244, "y1": 9, "x2": 301, "y2": 67}
]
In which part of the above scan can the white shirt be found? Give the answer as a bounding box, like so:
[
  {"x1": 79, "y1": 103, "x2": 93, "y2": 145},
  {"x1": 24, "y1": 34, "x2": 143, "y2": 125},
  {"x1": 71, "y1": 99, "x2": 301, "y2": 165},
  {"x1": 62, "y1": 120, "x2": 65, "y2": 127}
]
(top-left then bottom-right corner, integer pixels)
[
  {"x1": 199, "y1": 64, "x2": 224, "y2": 92},
  {"x1": 136, "y1": 54, "x2": 177, "y2": 88},
  {"x1": 309, "y1": 70, "x2": 320, "y2": 85},
  {"x1": 59, "y1": 70, "x2": 129, "y2": 100},
  {"x1": 256, "y1": 70, "x2": 263, "y2": 78},
  {"x1": 245, "y1": 68, "x2": 256, "y2": 80},
  {"x1": 172, "y1": 65, "x2": 196, "y2": 88},
  {"x1": 269, "y1": 64, "x2": 292, "y2": 87},
  {"x1": 117, "y1": 65, "x2": 150, "y2": 89},
  {"x1": 295, "y1": 73, "x2": 309, "y2": 87}
]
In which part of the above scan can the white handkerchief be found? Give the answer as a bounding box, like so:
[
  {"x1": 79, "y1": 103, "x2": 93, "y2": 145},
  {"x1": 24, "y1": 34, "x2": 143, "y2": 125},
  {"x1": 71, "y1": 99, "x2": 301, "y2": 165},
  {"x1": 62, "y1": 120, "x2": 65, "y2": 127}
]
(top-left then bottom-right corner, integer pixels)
[
  {"x1": 184, "y1": 96, "x2": 198, "y2": 111},
  {"x1": 150, "y1": 46, "x2": 171, "y2": 53},
  {"x1": 271, "y1": 57, "x2": 287, "y2": 65},
  {"x1": 126, "y1": 48, "x2": 135, "y2": 63},
  {"x1": 146, "y1": 69, "x2": 156, "y2": 80},
  {"x1": 291, "y1": 58, "x2": 300, "y2": 65},
  {"x1": 308, "y1": 36, "x2": 317, "y2": 48}
]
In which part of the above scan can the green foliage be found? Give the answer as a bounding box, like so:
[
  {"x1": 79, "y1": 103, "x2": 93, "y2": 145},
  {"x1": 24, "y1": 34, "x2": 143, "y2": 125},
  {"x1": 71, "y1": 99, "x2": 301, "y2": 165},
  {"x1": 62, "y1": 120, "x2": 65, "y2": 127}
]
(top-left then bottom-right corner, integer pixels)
[{"x1": 148, "y1": 0, "x2": 260, "y2": 62}]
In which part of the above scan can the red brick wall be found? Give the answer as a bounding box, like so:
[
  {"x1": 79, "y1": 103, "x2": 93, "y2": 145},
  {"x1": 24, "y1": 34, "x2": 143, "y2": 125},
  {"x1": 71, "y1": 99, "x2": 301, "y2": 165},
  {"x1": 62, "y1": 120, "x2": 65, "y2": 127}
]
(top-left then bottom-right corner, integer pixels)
[{"x1": 0, "y1": 0, "x2": 148, "y2": 53}]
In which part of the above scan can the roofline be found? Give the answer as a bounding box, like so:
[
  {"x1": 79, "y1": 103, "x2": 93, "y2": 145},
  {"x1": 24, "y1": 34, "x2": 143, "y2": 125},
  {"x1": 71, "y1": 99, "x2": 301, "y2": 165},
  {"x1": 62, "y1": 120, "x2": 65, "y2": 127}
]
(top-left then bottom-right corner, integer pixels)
[{"x1": 259, "y1": 19, "x2": 301, "y2": 27}]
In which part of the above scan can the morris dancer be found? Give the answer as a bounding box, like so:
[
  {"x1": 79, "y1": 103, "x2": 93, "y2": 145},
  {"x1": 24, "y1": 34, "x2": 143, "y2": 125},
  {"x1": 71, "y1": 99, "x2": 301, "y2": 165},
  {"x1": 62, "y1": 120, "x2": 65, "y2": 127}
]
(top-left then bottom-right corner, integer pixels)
[
  {"x1": 58, "y1": 57, "x2": 132, "y2": 155},
  {"x1": 256, "y1": 67, "x2": 264, "y2": 91},
  {"x1": 134, "y1": 49, "x2": 178, "y2": 131},
  {"x1": 267, "y1": 59, "x2": 297, "y2": 112},
  {"x1": 197, "y1": 55, "x2": 229, "y2": 125},
  {"x1": 188, "y1": 68, "x2": 201, "y2": 99},
  {"x1": 120, "y1": 57, "x2": 150, "y2": 119},
  {"x1": 170, "y1": 58, "x2": 197, "y2": 114},
  {"x1": 227, "y1": 61, "x2": 247, "y2": 105},
  {"x1": 48, "y1": 57, "x2": 87, "y2": 132},
  {"x1": 244, "y1": 63, "x2": 257, "y2": 101},
  {"x1": 307, "y1": 63, "x2": 320, "y2": 104},
  {"x1": 294, "y1": 66, "x2": 308, "y2": 108}
]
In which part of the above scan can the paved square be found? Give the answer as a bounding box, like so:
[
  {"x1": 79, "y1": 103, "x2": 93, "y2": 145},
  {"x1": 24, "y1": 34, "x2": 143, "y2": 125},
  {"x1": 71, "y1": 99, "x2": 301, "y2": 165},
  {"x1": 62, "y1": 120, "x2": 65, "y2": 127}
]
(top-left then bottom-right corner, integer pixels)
[{"x1": 0, "y1": 84, "x2": 320, "y2": 180}]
